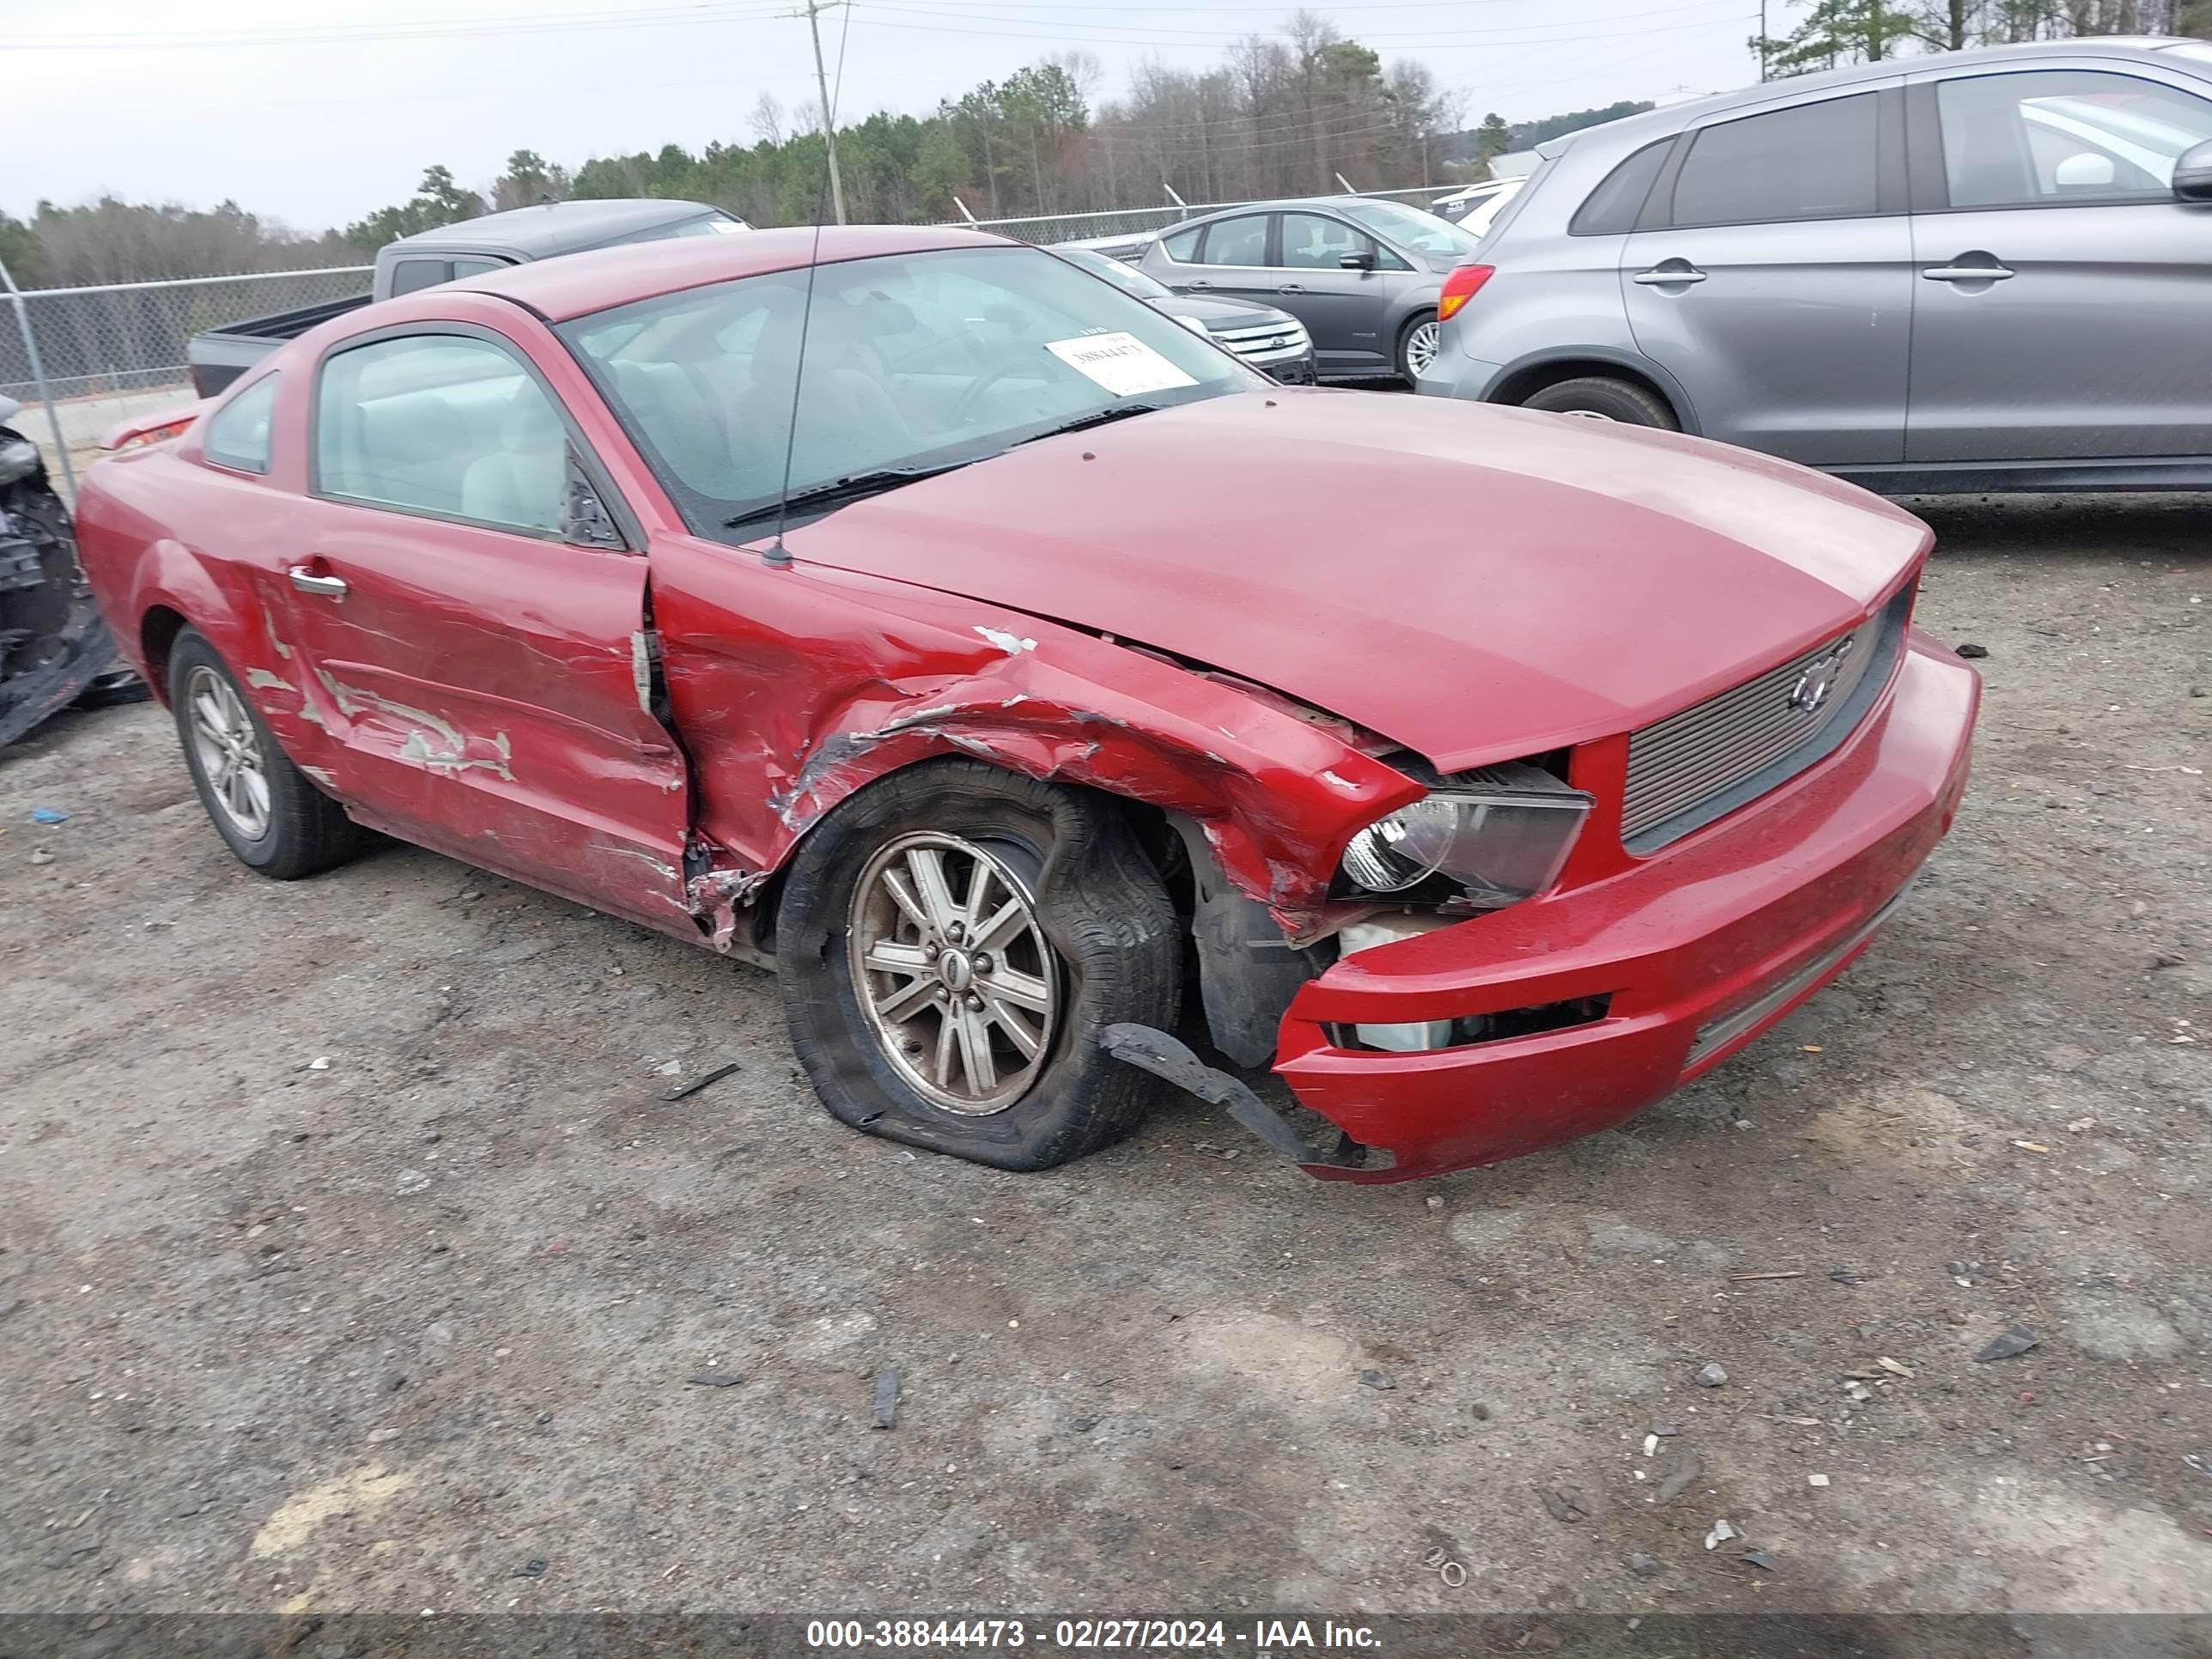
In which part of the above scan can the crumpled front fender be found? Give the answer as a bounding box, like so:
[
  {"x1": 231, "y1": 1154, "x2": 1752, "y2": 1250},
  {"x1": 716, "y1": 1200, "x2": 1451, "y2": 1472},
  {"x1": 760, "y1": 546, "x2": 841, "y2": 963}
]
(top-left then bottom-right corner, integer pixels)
[{"x1": 648, "y1": 539, "x2": 1421, "y2": 941}]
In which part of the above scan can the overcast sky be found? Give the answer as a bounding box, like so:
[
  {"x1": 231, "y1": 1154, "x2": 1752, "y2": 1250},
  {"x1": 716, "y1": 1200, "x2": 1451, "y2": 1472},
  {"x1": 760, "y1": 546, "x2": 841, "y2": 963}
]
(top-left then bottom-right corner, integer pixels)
[{"x1": 13, "y1": 0, "x2": 1787, "y2": 230}]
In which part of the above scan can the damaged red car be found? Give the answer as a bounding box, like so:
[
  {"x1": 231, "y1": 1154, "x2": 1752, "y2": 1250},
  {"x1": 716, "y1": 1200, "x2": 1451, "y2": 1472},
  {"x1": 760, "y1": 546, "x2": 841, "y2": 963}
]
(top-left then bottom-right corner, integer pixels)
[{"x1": 75, "y1": 227, "x2": 1978, "y2": 1182}]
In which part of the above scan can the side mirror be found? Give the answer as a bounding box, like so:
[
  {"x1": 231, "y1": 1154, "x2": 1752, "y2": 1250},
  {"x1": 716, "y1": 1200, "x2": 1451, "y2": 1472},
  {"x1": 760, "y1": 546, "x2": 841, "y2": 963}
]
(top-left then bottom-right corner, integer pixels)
[
  {"x1": 2052, "y1": 151, "x2": 2116, "y2": 191},
  {"x1": 2175, "y1": 138, "x2": 2212, "y2": 202},
  {"x1": 1339, "y1": 251, "x2": 1376, "y2": 271},
  {"x1": 561, "y1": 456, "x2": 624, "y2": 549}
]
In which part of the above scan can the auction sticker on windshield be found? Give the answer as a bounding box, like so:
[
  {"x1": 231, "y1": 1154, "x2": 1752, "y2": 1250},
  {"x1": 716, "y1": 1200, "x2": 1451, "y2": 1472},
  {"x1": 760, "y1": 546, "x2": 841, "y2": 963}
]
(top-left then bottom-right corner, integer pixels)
[{"x1": 1044, "y1": 331, "x2": 1198, "y2": 398}]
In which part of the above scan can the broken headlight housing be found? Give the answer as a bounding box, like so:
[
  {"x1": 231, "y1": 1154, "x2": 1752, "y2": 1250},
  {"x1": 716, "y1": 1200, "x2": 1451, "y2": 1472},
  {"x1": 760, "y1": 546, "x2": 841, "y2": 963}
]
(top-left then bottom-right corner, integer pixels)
[{"x1": 1339, "y1": 762, "x2": 1590, "y2": 909}]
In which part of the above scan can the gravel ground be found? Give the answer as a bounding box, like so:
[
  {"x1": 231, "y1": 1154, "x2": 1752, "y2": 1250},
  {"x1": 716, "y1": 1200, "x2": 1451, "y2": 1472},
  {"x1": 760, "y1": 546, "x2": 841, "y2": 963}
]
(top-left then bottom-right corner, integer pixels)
[{"x1": 1, "y1": 494, "x2": 2207, "y2": 1626}]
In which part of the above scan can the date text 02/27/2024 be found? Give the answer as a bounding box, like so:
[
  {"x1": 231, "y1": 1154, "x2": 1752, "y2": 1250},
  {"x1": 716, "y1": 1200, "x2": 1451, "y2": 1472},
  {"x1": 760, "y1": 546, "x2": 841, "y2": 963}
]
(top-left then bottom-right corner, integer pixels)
[{"x1": 803, "y1": 1619, "x2": 1383, "y2": 1650}]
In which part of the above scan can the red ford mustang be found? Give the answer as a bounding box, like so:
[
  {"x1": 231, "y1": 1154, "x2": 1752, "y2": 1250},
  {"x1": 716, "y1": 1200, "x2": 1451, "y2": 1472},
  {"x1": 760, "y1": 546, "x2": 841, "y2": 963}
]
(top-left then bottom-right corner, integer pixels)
[{"x1": 76, "y1": 226, "x2": 1978, "y2": 1182}]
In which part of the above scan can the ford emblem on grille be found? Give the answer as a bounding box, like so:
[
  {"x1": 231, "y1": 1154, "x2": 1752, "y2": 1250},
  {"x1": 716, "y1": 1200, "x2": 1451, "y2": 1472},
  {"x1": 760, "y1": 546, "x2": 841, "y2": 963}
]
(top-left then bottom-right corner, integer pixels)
[{"x1": 1788, "y1": 635, "x2": 1856, "y2": 714}]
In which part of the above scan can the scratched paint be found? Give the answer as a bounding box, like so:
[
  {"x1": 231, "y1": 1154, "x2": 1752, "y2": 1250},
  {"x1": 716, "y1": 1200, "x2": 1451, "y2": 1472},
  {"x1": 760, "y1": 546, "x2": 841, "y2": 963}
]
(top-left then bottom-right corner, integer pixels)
[
  {"x1": 244, "y1": 668, "x2": 296, "y2": 693},
  {"x1": 317, "y1": 669, "x2": 517, "y2": 781}
]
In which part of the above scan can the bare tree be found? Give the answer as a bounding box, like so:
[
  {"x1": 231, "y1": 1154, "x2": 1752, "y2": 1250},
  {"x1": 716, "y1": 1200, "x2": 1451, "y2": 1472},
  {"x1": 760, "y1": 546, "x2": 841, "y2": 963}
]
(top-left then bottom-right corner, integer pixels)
[{"x1": 750, "y1": 92, "x2": 786, "y2": 148}]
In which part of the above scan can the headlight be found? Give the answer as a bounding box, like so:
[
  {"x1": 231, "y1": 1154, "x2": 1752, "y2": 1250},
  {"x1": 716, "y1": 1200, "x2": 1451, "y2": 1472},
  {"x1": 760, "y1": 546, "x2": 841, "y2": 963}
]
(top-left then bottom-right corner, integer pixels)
[{"x1": 1340, "y1": 763, "x2": 1590, "y2": 908}]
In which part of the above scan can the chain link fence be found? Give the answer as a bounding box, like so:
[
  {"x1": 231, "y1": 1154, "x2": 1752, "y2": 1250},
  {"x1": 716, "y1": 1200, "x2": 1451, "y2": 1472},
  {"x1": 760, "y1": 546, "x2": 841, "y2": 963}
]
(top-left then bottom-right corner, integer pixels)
[{"x1": 0, "y1": 265, "x2": 371, "y2": 406}]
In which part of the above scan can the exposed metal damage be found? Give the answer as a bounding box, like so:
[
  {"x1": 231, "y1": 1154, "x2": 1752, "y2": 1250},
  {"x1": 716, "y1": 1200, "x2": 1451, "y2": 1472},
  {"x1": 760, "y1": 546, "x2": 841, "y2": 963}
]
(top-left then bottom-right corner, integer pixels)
[{"x1": 313, "y1": 667, "x2": 516, "y2": 781}]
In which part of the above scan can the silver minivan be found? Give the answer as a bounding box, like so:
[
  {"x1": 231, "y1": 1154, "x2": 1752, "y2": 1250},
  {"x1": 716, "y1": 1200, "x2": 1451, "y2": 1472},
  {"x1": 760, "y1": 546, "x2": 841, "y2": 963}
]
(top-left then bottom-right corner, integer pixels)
[{"x1": 1418, "y1": 38, "x2": 2212, "y2": 492}]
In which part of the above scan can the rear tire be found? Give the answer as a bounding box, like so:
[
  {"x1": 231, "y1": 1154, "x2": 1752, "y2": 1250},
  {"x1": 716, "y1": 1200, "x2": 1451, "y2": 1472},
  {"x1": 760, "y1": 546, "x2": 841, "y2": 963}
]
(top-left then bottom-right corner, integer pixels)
[
  {"x1": 775, "y1": 759, "x2": 1181, "y2": 1172},
  {"x1": 1520, "y1": 376, "x2": 1679, "y2": 428},
  {"x1": 168, "y1": 628, "x2": 368, "y2": 879},
  {"x1": 1397, "y1": 311, "x2": 1441, "y2": 382}
]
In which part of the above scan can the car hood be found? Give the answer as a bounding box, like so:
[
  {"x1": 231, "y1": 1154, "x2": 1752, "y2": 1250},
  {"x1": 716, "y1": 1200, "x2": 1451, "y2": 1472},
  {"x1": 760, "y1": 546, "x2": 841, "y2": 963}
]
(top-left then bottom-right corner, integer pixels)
[
  {"x1": 1151, "y1": 292, "x2": 1300, "y2": 331},
  {"x1": 786, "y1": 391, "x2": 1931, "y2": 769}
]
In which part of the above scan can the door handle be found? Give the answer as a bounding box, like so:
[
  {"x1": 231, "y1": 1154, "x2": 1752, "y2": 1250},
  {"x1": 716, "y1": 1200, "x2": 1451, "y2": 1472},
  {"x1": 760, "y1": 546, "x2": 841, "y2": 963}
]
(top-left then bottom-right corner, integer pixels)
[
  {"x1": 1184, "y1": 278, "x2": 1212, "y2": 290},
  {"x1": 288, "y1": 565, "x2": 349, "y2": 600},
  {"x1": 1923, "y1": 263, "x2": 2015, "y2": 282},
  {"x1": 1632, "y1": 264, "x2": 1706, "y2": 285},
  {"x1": 1278, "y1": 283, "x2": 1308, "y2": 295}
]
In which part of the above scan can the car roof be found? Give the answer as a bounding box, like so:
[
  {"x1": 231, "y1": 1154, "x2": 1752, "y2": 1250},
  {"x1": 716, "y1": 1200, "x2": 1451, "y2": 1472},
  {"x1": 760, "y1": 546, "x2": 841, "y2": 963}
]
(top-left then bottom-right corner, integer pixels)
[
  {"x1": 387, "y1": 198, "x2": 725, "y2": 256},
  {"x1": 1536, "y1": 36, "x2": 2201, "y2": 157},
  {"x1": 448, "y1": 223, "x2": 1015, "y2": 320}
]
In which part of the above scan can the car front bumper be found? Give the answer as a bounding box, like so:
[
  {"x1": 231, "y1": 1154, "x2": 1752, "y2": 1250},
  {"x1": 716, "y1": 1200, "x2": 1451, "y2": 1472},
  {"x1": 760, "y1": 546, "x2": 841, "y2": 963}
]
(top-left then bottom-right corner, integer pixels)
[
  {"x1": 1271, "y1": 631, "x2": 1980, "y2": 1182},
  {"x1": 1243, "y1": 345, "x2": 1318, "y2": 385}
]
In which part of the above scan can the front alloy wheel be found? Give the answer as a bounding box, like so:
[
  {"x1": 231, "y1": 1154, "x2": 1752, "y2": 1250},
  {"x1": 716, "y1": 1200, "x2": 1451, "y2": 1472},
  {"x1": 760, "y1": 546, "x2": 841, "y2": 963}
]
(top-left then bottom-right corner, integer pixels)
[
  {"x1": 775, "y1": 759, "x2": 1182, "y2": 1171},
  {"x1": 847, "y1": 832, "x2": 1059, "y2": 1113}
]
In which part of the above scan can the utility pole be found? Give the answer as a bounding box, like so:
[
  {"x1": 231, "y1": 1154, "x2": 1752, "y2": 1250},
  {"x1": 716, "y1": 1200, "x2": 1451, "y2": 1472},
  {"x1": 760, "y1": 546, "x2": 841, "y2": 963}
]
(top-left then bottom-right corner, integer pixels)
[{"x1": 794, "y1": 0, "x2": 847, "y2": 223}]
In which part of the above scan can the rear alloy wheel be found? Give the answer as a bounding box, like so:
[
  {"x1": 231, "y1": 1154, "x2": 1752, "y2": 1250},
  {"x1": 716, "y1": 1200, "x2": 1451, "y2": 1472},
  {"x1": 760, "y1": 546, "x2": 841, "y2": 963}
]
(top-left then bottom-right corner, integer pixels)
[
  {"x1": 776, "y1": 759, "x2": 1181, "y2": 1171},
  {"x1": 167, "y1": 628, "x2": 368, "y2": 879},
  {"x1": 1398, "y1": 312, "x2": 1441, "y2": 381},
  {"x1": 1520, "y1": 375, "x2": 1680, "y2": 429}
]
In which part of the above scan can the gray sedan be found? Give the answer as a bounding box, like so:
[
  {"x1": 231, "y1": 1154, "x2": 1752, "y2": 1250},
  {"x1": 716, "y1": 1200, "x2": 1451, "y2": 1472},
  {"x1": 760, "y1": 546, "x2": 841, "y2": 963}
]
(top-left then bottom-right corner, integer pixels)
[{"x1": 1135, "y1": 198, "x2": 1480, "y2": 382}]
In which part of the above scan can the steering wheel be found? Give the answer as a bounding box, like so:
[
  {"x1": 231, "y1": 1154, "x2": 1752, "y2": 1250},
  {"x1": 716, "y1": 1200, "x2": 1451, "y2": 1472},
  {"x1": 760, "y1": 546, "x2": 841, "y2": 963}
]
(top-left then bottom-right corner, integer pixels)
[{"x1": 951, "y1": 348, "x2": 1074, "y2": 428}]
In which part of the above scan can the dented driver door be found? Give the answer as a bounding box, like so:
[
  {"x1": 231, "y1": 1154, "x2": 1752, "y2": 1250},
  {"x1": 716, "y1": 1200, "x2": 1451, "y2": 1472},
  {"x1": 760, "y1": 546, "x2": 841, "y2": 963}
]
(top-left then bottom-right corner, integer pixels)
[{"x1": 283, "y1": 325, "x2": 692, "y2": 928}]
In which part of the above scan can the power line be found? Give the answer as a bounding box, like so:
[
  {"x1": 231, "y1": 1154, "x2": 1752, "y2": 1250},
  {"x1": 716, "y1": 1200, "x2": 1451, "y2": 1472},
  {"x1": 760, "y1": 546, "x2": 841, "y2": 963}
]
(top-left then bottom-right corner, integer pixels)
[
  {"x1": 847, "y1": 0, "x2": 1762, "y2": 51},
  {"x1": 12, "y1": 1, "x2": 787, "y2": 52}
]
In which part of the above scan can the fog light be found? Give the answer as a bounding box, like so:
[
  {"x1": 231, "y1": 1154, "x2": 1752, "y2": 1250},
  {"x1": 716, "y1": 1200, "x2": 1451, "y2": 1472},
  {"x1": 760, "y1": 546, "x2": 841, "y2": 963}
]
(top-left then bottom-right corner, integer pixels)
[{"x1": 1354, "y1": 1019, "x2": 1454, "y2": 1053}]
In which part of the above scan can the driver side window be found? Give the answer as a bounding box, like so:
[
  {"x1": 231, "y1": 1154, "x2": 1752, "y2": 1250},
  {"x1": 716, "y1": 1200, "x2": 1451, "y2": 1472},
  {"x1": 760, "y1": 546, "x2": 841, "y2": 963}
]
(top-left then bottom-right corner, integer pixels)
[
  {"x1": 314, "y1": 334, "x2": 572, "y2": 536},
  {"x1": 1278, "y1": 212, "x2": 1401, "y2": 270},
  {"x1": 1935, "y1": 70, "x2": 2212, "y2": 207}
]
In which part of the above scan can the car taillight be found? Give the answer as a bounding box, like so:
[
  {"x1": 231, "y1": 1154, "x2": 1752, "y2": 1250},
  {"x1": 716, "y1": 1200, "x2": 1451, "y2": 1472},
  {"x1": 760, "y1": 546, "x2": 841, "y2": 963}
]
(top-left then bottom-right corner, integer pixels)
[
  {"x1": 103, "y1": 418, "x2": 193, "y2": 452},
  {"x1": 1437, "y1": 264, "x2": 1495, "y2": 322}
]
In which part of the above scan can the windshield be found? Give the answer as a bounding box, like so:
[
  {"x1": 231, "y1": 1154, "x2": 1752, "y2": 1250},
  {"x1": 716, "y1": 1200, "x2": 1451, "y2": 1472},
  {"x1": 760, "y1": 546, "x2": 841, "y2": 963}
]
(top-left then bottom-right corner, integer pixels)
[
  {"x1": 1332, "y1": 198, "x2": 1482, "y2": 258},
  {"x1": 1055, "y1": 245, "x2": 1176, "y2": 303},
  {"x1": 559, "y1": 245, "x2": 1255, "y2": 538}
]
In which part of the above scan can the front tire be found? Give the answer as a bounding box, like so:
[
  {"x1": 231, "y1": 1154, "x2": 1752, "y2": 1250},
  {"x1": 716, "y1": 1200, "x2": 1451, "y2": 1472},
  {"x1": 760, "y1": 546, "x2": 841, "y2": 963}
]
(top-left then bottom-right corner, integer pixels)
[
  {"x1": 775, "y1": 760, "x2": 1181, "y2": 1171},
  {"x1": 1520, "y1": 375, "x2": 1680, "y2": 428},
  {"x1": 168, "y1": 628, "x2": 368, "y2": 879}
]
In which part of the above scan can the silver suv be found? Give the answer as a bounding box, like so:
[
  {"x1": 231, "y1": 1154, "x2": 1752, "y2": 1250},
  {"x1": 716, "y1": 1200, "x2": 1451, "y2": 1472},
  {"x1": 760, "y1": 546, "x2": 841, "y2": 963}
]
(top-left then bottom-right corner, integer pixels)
[{"x1": 1418, "y1": 38, "x2": 2212, "y2": 492}]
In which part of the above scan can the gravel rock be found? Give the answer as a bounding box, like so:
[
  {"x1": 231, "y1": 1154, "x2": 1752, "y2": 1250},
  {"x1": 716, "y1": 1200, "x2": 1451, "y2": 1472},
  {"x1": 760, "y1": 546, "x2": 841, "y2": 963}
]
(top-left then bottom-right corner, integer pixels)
[
  {"x1": 1626, "y1": 1552, "x2": 1662, "y2": 1579},
  {"x1": 1538, "y1": 1486, "x2": 1590, "y2": 1523},
  {"x1": 1693, "y1": 1362, "x2": 1729, "y2": 1388},
  {"x1": 1654, "y1": 1449, "x2": 1703, "y2": 1506},
  {"x1": 1976, "y1": 1325, "x2": 2040, "y2": 1362}
]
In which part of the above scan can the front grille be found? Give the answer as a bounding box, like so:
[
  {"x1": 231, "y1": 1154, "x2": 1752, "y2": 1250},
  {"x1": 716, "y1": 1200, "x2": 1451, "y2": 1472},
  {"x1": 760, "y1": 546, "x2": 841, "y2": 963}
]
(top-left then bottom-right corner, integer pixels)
[
  {"x1": 1622, "y1": 586, "x2": 1911, "y2": 852},
  {"x1": 1212, "y1": 321, "x2": 1309, "y2": 358}
]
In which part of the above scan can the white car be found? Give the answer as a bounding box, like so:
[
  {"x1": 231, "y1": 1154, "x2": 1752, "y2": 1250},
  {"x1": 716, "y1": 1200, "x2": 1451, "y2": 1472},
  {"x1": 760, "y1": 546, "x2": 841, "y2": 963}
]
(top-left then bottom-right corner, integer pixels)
[{"x1": 1432, "y1": 176, "x2": 1527, "y2": 239}]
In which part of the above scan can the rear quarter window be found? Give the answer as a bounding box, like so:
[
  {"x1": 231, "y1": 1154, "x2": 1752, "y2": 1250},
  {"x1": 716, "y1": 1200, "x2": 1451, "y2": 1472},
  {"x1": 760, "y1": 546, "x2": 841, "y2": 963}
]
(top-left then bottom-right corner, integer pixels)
[
  {"x1": 203, "y1": 374, "x2": 278, "y2": 474},
  {"x1": 1569, "y1": 139, "x2": 1674, "y2": 235}
]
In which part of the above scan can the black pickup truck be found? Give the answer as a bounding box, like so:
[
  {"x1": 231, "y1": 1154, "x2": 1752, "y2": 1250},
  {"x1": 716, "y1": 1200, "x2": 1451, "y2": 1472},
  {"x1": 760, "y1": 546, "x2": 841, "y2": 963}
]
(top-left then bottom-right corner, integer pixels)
[{"x1": 187, "y1": 198, "x2": 747, "y2": 398}]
